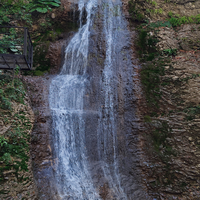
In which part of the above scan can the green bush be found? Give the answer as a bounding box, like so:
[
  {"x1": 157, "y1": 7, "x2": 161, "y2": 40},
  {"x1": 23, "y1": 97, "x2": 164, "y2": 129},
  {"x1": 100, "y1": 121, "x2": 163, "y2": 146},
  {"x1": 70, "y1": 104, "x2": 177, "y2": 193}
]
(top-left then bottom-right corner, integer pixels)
[
  {"x1": 0, "y1": 0, "x2": 61, "y2": 26},
  {"x1": 168, "y1": 13, "x2": 200, "y2": 27},
  {"x1": 30, "y1": 0, "x2": 61, "y2": 13}
]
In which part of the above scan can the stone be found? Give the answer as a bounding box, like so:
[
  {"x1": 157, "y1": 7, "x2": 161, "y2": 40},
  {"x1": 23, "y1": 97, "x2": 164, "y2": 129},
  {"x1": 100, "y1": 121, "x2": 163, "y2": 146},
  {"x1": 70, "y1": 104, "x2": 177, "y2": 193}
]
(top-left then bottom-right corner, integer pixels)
[
  {"x1": 51, "y1": 13, "x2": 56, "y2": 19},
  {"x1": 188, "y1": 137, "x2": 193, "y2": 141}
]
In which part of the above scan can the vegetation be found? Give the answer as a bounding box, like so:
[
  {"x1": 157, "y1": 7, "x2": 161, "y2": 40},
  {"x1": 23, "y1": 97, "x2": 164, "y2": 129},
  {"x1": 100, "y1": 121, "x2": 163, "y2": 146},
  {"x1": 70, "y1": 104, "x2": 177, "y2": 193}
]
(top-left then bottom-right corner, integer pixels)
[
  {"x1": 30, "y1": 0, "x2": 60, "y2": 13},
  {"x1": 0, "y1": 0, "x2": 66, "y2": 75},
  {"x1": 152, "y1": 121, "x2": 175, "y2": 157},
  {"x1": 128, "y1": 0, "x2": 200, "y2": 27},
  {"x1": 0, "y1": 73, "x2": 32, "y2": 183},
  {"x1": 135, "y1": 21, "x2": 173, "y2": 111},
  {"x1": 128, "y1": 2, "x2": 183, "y2": 189},
  {"x1": 0, "y1": 0, "x2": 61, "y2": 26},
  {"x1": 168, "y1": 12, "x2": 200, "y2": 27},
  {"x1": 128, "y1": 0, "x2": 145, "y2": 22},
  {"x1": 0, "y1": 28, "x2": 24, "y2": 54}
]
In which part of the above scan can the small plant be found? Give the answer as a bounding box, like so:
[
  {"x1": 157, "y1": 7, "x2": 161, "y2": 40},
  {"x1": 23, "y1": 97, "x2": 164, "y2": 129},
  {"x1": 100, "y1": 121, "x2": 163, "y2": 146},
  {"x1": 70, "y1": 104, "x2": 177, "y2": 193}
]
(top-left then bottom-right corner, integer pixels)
[
  {"x1": 162, "y1": 48, "x2": 177, "y2": 56},
  {"x1": 151, "y1": 1, "x2": 157, "y2": 7},
  {"x1": 0, "y1": 137, "x2": 8, "y2": 147}
]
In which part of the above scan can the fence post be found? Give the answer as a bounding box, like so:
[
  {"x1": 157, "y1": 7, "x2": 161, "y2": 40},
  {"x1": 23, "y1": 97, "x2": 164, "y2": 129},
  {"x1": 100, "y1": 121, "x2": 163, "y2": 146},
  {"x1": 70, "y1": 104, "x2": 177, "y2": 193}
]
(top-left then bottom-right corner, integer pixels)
[{"x1": 24, "y1": 28, "x2": 27, "y2": 56}]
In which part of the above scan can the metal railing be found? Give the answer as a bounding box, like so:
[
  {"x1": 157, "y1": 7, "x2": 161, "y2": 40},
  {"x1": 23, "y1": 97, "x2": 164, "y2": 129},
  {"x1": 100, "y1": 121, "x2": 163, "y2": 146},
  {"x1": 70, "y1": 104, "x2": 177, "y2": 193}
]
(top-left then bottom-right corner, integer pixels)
[{"x1": 0, "y1": 26, "x2": 33, "y2": 70}]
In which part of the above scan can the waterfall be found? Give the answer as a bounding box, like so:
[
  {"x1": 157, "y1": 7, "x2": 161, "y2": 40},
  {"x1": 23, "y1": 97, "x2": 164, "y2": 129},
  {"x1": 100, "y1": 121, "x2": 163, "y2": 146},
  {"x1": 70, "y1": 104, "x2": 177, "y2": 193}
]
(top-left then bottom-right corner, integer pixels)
[
  {"x1": 49, "y1": 0, "x2": 141, "y2": 199},
  {"x1": 49, "y1": 0, "x2": 100, "y2": 198}
]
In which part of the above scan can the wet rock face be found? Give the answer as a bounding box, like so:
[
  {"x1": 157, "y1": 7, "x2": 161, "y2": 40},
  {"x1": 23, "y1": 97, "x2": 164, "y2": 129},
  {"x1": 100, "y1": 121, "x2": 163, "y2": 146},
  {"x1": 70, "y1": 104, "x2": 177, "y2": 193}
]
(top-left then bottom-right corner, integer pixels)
[
  {"x1": 23, "y1": 76, "x2": 55, "y2": 199},
  {"x1": 48, "y1": 1, "x2": 149, "y2": 199},
  {"x1": 77, "y1": 5, "x2": 148, "y2": 199},
  {"x1": 28, "y1": 1, "x2": 150, "y2": 199},
  {"x1": 47, "y1": 32, "x2": 75, "y2": 74}
]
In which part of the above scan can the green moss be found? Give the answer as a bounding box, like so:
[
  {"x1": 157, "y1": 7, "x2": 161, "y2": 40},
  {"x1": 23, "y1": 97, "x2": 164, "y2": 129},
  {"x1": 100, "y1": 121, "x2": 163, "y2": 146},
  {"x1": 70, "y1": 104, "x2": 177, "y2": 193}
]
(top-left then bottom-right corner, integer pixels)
[
  {"x1": 144, "y1": 115, "x2": 152, "y2": 122},
  {"x1": 33, "y1": 70, "x2": 47, "y2": 76}
]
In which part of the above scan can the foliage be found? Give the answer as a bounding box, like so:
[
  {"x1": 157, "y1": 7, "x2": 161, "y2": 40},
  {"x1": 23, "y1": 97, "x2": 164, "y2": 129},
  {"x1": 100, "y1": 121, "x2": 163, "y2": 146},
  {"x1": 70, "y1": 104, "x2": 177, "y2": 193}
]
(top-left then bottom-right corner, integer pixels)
[
  {"x1": 152, "y1": 121, "x2": 172, "y2": 155},
  {"x1": 0, "y1": 75, "x2": 25, "y2": 110},
  {"x1": 33, "y1": 44, "x2": 51, "y2": 72},
  {"x1": 141, "y1": 59, "x2": 168, "y2": 109},
  {"x1": 136, "y1": 22, "x2": 171, "y2": 110},
  {"x1": 0, "y1": 0, "x2": 32, "y2": 26},
  {"x1": 0, "y1": 0, "x2": 61, "y2": 26},
  {"x1": 136, "y1": 27, "x2": 158, "y2": 60},
  {"x1": 0, "y1": 126, "x2": 30, "y2": 176},
  {"x1": 168, "y1": 12, "x2": 200, "y2": 27},
  {"x1": 128, "y1": 0, "x2": 200, "y2": 28},
  {"x1": 128, "y1": 0, "x2": 145, "y2": 22},
  {"x1": 30, "y1": 0, "x2": 61, "y2": 13},
  {"x1": 144, "y1": 115, "x2": 152, "y2": 122},
  {"x1": 148, "y1": 21, "x2": 172, "y2": 28},
  {"x1": 0, "y1": 75, "x2": 31, "y2": 182},
  {"x1": 0, "y1": 0, "x2": 65, "y2": 76},
  {"x1": 0, "y1": 28, "x2": 23, "y2": 54},
  {"x1": 162, "y1": 48, "x2": 177, "y2": 56}
]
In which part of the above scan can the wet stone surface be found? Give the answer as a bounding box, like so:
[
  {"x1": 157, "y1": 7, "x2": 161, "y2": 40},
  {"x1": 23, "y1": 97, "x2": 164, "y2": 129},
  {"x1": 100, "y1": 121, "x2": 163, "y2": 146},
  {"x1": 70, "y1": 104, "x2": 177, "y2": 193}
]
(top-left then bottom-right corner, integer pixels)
[{"x1": 28, "y1": 0, "x2": 150, "y2": 199}]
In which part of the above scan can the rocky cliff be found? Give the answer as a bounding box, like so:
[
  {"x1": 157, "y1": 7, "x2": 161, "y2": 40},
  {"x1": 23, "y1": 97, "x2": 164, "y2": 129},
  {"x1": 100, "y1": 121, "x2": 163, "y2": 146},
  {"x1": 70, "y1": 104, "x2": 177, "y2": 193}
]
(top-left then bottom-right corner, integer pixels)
[{"x1": 126, "y1": 0, "x2": 200, "y2": 199}]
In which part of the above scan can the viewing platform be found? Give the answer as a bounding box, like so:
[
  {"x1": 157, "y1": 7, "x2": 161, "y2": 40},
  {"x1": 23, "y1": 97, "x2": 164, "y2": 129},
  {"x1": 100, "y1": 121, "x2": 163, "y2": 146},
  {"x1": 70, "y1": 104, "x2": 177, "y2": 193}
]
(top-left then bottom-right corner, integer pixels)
[{"x1": 0, "y1": 26, "x2": 33, "y2": 70}]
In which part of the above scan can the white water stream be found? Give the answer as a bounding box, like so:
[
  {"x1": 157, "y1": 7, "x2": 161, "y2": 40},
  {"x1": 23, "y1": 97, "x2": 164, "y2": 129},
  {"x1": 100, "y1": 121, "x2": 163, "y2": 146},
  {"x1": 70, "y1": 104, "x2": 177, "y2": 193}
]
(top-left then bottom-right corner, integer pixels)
[{"x1": 49, "y1": 0, "x2": 129, "y2": 199}]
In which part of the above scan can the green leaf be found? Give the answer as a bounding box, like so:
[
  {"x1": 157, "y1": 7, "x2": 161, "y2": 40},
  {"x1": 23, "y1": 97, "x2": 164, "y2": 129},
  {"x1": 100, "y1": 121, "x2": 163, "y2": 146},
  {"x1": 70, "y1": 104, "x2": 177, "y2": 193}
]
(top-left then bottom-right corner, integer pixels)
[
  {"x1": 42, "y1": 2, "x2": 60, "y2": 6},
  {"x1": 2, "y1": 153, "x2": 11, "y2": 164},
  {"x1": 36, "y1": 7, "x2": 48, "y2": 13},
  {"x1": 30, "y1": 8, "x2": 36, "y2": 12},
  {"x1": 50, "y1": 2, "x2": 60, "y2": 6},
  {"x1": 10, "y1": 48, "x2": 18, "y2": 52},
  {"x1": 53, "y1": 0, "x2": 61, "y2": 4}
]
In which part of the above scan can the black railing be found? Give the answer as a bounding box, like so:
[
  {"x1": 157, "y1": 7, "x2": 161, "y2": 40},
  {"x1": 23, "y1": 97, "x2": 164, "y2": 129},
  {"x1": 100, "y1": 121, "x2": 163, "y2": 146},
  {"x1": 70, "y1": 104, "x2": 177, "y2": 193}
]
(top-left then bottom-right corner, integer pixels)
[{"x1": 0, "y1": 26, "x2": 33, "y2": 70}]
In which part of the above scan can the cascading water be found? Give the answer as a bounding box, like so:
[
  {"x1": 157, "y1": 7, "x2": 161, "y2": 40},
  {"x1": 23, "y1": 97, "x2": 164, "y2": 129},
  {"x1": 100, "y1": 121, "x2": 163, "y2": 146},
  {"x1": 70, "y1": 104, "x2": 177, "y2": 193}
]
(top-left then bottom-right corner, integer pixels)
[
  {"x1": 49, "y1": 0, "x2": 100, "y2": 199},
  {"x1": 49, "y1": 0, "x2": 148, "y2": 199}
]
